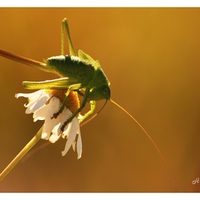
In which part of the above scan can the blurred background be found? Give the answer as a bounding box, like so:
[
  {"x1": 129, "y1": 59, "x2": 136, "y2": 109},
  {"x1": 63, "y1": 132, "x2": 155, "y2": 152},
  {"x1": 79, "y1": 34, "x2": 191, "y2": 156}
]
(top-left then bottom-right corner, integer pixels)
[{"x1": 0, "y1": 8, "x2": 200, "y2": 192}]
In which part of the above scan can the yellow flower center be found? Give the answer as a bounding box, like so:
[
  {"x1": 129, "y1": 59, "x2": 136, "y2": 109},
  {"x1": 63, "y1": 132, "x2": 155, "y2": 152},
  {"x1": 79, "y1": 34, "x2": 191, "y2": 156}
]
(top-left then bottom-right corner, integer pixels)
[{"x1": 46, "y1": 90, "x2": 80, "y2": 114}]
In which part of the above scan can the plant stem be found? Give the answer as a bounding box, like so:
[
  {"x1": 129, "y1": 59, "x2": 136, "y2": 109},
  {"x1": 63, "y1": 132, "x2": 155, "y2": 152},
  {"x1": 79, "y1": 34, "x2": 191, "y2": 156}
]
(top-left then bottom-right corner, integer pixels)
[{"x1": 0, "y1": 126, "x2": 43, "y2": 181}]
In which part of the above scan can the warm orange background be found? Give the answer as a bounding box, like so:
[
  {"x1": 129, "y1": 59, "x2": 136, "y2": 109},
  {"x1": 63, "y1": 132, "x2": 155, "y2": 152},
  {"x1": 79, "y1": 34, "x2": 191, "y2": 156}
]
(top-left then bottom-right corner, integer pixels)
[{"x1": 0, "y1": 8, "x2": 200, "y2": 192}]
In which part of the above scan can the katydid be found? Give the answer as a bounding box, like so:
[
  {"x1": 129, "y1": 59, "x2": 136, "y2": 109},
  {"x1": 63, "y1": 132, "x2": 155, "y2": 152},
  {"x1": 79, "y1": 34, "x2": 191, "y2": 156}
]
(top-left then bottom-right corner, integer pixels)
[{"x1": 0, "y1": 18, "x2": 179, "y2": 189}]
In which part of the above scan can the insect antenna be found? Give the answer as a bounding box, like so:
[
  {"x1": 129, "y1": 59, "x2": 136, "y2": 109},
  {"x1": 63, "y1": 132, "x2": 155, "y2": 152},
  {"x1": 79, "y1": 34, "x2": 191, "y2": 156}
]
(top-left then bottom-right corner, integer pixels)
[{"x1": 110, "y1": 99, "x2": 180, "y2": 190}]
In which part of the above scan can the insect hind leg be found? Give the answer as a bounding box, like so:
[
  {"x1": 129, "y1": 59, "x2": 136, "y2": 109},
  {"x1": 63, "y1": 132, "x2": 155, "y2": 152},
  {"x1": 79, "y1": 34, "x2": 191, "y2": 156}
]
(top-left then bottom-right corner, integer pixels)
[{"x1": 61, "y1": 18, "x2": 76, "y2": 56}]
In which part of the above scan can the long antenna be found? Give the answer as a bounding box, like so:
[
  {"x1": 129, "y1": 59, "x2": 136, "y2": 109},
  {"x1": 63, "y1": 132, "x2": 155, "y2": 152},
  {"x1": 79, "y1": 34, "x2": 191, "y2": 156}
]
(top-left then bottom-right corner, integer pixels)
[{"x1": 110, "y1": 99, "x2": 180, "y2": 190}]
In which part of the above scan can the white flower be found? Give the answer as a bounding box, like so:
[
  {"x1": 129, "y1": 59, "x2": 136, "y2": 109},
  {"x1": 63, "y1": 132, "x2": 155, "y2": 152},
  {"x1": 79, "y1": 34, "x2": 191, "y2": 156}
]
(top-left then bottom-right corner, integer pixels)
[{"x1": 15, "y1": 89, "x2": 82, "y2": 159}]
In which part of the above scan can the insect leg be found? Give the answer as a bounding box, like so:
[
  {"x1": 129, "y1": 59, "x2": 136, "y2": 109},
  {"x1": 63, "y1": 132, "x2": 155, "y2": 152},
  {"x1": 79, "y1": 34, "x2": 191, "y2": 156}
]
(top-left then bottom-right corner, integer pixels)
[
  {"x1": 61, "y1": 87, "x2": 92, "y2": 132},
  {"x1": 62, "y1": 18, "x2": 76, "y2": 56},
  {"x1": 78, "y1": 100, "x2": 96, "y2": 124},
  {"x1": 52, "y1": 83, "x2": 82, "y2": 119},
  {"x1": 23, "y1": 77, "x2": 77, "y2": 90}
]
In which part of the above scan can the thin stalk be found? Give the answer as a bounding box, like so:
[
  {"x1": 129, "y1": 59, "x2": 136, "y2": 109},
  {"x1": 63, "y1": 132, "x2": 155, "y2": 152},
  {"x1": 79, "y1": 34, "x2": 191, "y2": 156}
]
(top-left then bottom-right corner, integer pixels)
[{"x1": 0, "y1": 126, "x2": 43, "y2": 181}]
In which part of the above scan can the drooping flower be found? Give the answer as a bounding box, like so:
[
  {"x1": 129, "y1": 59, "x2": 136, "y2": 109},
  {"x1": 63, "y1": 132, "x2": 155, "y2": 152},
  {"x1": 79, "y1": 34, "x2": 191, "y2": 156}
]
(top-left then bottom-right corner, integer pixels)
[{"x1": 15, "y1": 89, "x2": 82, "y2": 159}]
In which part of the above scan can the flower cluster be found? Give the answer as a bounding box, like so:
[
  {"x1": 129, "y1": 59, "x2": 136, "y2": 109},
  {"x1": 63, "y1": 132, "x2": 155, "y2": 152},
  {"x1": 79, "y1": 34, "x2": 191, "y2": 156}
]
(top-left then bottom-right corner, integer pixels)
[{"x1": 15, "y1": 89, "x2": 82, "y2": 159}]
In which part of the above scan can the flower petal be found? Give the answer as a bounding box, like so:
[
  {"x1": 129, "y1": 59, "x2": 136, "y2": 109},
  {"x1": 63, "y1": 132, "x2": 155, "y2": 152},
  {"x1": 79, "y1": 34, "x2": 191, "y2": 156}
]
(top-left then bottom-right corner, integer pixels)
[
  {"x1": 41, "y1": 97, "x2": 61, "y2": 140},
  {"x1": 33, "y1": 104, "x2": 47, "y2": 122},
  {"x1": 25, "y1": 92, "x2": 51, "y2": 114},
  {"x1": 49, "y1": 107, "x2": 72, "y2": 142},
  {"x1": 61, "y1": 117, "x2": 79, "y2": 156},
  {"x1": 15, "y1": 90, "x2": 52, "y2": 114},
  {"x1": 77, "y1": 132, "x2": 82, "y2": 159},
  {"x1": 15, "y1": 90, "x2": 44, "y2": 99},
  {"x1": 49, "y1": 123, "x2": 61, "y2": 143}
]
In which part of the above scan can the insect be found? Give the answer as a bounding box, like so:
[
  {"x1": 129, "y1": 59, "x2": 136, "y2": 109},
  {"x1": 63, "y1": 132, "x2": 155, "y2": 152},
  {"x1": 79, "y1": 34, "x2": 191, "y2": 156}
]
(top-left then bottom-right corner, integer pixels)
[{"x1": 0, "y1": 18, "x2": 179, "y2": 189}]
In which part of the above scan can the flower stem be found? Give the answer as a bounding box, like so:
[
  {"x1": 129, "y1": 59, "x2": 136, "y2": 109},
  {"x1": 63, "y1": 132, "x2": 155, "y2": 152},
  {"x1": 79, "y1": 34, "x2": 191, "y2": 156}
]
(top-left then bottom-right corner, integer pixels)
[{"x1": 0, "y1": 126, "x2": 43, "y2": 181}]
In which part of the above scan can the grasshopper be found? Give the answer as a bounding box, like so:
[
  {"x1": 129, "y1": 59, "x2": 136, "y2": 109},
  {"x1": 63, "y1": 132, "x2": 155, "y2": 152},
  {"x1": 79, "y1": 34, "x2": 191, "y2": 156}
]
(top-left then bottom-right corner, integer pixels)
[
  {"x1": 1, "y1": 19, "x2": 110, "y2": 132},
  {"x1": 0, "y1": 19, "x2": 179, "y2": 189}
]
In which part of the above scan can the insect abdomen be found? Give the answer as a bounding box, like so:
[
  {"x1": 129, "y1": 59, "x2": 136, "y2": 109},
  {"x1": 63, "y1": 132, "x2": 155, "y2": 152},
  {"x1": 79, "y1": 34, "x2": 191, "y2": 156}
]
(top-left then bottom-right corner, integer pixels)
[{"x1": 46, "y1": 55, "x2": 95, "y2": 86}]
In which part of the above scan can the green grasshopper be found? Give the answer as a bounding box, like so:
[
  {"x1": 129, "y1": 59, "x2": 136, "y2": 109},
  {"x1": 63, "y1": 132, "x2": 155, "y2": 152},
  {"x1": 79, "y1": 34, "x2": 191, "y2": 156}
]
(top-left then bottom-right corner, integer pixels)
[
  {"x1": 0, "y1": 19, "x2": 110, "y2": 132},
  {"x1": 0, "y1": 18, "x2": 179, "y2": 189}
]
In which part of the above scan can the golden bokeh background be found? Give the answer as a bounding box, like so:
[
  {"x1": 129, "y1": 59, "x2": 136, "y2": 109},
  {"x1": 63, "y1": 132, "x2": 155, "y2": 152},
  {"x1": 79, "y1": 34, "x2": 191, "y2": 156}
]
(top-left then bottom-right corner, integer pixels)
[{"x1": 0, "y1": 8, "x2": 200, "y2": 192}]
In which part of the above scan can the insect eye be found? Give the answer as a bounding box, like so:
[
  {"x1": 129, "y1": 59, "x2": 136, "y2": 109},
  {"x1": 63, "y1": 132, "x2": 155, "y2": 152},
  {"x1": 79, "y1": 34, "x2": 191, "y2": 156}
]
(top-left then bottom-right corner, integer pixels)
[
  {"x1": 103, "y1": 87, "x2": 110, "y2": 95},
  {"x1": 103, "y1": 86, "x2": 111, "y2": 100},
  {"x1": 104, "y1": 88, "x2": 108, "y2": 93}
]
